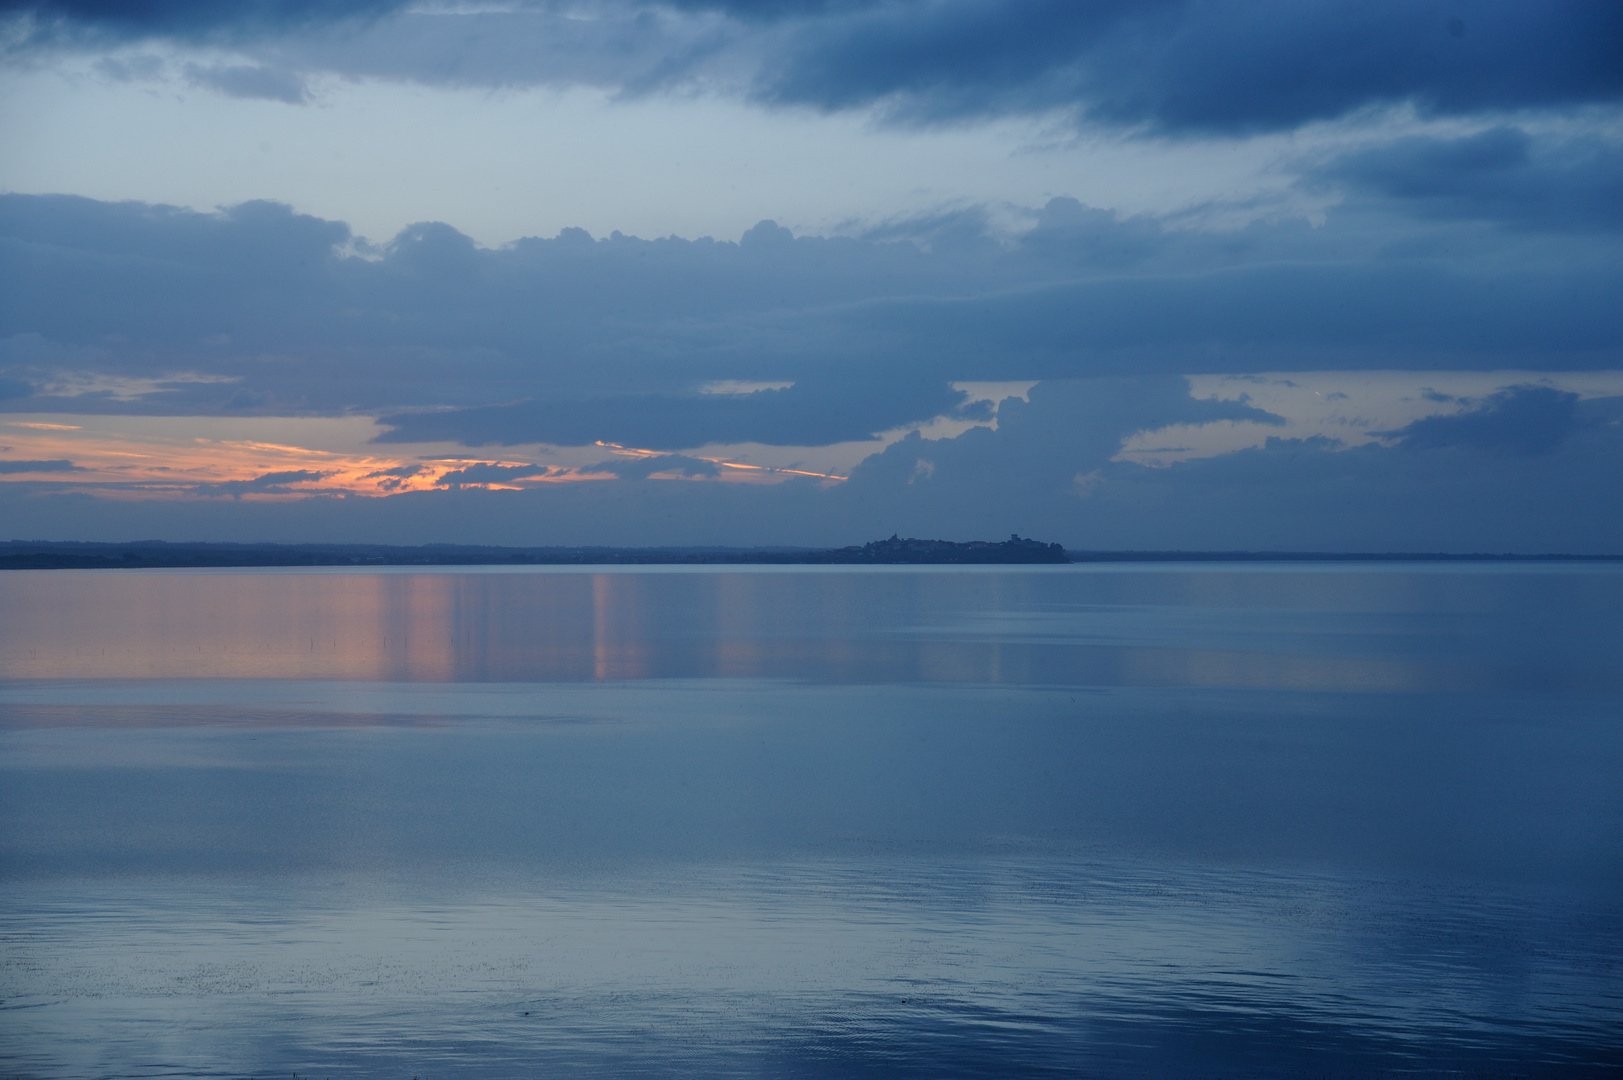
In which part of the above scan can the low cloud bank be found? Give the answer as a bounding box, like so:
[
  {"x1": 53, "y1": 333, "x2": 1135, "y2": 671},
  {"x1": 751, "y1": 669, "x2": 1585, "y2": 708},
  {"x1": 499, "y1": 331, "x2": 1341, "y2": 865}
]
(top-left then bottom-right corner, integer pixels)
[{"x1": 3, "y1": 187, "x2": 1618, "y2": 454}]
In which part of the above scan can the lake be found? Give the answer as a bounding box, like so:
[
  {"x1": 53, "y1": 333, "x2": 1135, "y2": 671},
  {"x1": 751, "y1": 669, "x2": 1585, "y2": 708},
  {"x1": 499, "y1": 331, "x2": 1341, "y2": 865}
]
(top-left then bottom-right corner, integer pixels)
[{"x1": 1, "y1": 564, "x2": 1620, "y2": 1077}]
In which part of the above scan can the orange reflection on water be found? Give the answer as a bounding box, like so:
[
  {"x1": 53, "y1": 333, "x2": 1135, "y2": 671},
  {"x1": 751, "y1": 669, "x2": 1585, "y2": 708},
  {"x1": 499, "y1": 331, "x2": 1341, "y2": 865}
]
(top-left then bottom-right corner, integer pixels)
[
  {"x1": 0, "y1": 567, "x2": 1498, "y2": 691},
  {"x1": 0, "y1": 573, "x2": 463, "y2": 681},
  {"x1": 0, "y1": 571, "x2": 705, "y2": 683},
  {"x1": 592, "y1": 573, "x2": 650, "y2": 680}
]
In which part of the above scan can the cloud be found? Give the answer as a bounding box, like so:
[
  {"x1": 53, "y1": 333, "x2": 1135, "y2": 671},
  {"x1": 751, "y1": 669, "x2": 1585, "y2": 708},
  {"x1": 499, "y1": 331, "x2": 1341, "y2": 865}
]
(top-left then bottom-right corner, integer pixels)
[
  {"x1": 0, "y1": 0, "x2": 407, "y2": 45},
  {"x1": 360, "y1": 462, "x2": 424, "y2": 492},
  {"x1": 750, "y1": 0, "x2": 1623, "y2": 132},
  {"x1": 1387, "y1": 385, "x2": 1585, "y2": 456},
  {"x1": 795, "y1": 260, "x2": 1623, "y2": 374},
  {"x1": 91, "y1": 51, "x2": 164, "y2": 80},
  {"x1": 7, "y1": 2, "x2": 1621, "y2": 134},
  {"x1": 198, "y1": 468, "x2": 330, "y2": 498},
  {"x1": 377, "y1": 380, "x2": 968, "y2": 450},
  {"x1": 8, "y1": 386, "x2": 1621, "y2": 553},
  {"x1": 827, "y1": 377, "x2": 1283, "y2": 515},
  {"x1": 0, "y1": 194, "x2": 348, "y2": 277},
  {"x1": 813, "y1": 384, "x2": 1623, "y2": 553},
  {"x1": 1321, "y1": 128, "x2": 1623, "y2": 232},
  {"x1": 5, "y1": 192, "x2": 1621, "y2": 458},
  {"x1": 1065, "y1": 397, "x2": 1623, "y2": 553},
  {"x1": 592, "y1": 453, "x2": 720, "y2": 480},
  {"x1": 0, "y1": 458, "x2": 83, "y2": 473},
  {"x1": 434, "y1": 461, "x2": 554, "y2": 489},
  {"x1": 183, "y1": 62, "x2": 309, "y2": 104}
]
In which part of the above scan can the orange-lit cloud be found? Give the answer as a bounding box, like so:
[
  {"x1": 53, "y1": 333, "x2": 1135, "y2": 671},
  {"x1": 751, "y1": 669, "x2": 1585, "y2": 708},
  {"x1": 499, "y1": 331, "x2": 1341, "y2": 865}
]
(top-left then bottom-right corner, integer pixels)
[
  {"x1": 0, "y1": 415, "x2": 849, "y2": 500},
  {"x1": 0, "y1": 389, "x2": 1041, "y2": 501},
  {"x1": 0, "y1": 417, "x2": 573, "y2": 498}
]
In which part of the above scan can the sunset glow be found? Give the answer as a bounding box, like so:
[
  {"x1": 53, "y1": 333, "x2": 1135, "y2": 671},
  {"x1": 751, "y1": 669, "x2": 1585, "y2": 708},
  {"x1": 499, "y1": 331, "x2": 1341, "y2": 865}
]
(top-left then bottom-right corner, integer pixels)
[{"x1": 0, "y1": 414, "x2": 859, "y2": 501}]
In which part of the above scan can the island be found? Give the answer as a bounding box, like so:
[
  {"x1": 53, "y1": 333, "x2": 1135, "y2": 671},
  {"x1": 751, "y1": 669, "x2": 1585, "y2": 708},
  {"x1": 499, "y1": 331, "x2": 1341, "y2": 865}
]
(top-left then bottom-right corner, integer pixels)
[{"x1": 804, "y1": 534, "x2": 1070, "y2": 564}]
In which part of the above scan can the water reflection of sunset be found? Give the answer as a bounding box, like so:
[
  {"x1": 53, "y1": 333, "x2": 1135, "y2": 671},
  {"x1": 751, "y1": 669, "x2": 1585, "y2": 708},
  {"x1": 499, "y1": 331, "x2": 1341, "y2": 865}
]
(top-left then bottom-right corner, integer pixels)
[{"x1": 0, "y1": 568, "x2": 1498, "y2": 693}]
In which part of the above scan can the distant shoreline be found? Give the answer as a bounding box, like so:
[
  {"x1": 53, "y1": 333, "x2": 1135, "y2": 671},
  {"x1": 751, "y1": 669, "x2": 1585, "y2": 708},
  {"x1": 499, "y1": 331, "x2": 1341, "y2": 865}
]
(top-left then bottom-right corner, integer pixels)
[{"x1": 1, "y1": 538, "x2": 1619, "y2": 570}]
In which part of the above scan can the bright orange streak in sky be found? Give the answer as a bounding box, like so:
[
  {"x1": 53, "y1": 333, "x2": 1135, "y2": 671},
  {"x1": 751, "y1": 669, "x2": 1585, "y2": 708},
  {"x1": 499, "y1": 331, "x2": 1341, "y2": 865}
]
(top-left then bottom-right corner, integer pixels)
[
  {"x1": 0, "y1": 419, "x2": 846, "y2": 500},
  {"x1": 0, "y1": 419, "x2": 595, "y2": 498}
]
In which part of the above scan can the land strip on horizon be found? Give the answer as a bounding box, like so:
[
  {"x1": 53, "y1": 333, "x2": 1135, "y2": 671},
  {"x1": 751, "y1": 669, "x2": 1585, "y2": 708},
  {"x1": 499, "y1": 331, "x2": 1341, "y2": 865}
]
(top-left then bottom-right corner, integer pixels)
[{"x1": 1, "y1": 539, "x2": 1618, "y2": 570}]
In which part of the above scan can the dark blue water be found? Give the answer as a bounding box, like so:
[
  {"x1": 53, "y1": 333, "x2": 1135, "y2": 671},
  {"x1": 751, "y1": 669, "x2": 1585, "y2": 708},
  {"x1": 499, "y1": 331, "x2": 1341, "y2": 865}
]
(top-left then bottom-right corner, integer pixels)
[{"x1": 1, "y1": 565, "x2": 1620, "y2": 1077}]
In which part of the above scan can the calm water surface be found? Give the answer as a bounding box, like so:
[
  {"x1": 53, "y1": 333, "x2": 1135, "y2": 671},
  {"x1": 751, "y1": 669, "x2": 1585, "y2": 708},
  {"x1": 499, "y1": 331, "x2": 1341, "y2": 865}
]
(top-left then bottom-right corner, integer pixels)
[{"x1": 1, "y1": 565, "x2": 1620, "y2": 1077}]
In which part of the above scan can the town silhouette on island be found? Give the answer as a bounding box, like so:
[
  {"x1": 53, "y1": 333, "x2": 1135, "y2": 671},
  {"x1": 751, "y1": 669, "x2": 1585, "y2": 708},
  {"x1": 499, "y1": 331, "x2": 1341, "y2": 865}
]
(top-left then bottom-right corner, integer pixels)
[{"x1": 814, "y1": 534, "x2": 1069, "y2": 564}]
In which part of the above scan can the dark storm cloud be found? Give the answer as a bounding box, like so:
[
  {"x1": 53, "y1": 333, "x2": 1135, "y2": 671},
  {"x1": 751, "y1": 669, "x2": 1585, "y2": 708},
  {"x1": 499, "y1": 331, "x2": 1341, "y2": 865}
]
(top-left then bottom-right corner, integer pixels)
[
  {"x1": 7, "y1": 1, "x2": 1621, "y2": 133},
  {"x1": 1387, "y1": 385, "x2": 1585, "y2": 456},
  {"x1": 752, "y1": 0, "x2": 1623, "y2": 131},
  {"x1": 1321, "y1": 128, "x2": 1623, "y2": 231},
  {"x1": 3, "y1": 193, "x2": 1620, "y2": 450},
  {"x1": 0, "y1": 0, "x2": 406, "y2": 43}
]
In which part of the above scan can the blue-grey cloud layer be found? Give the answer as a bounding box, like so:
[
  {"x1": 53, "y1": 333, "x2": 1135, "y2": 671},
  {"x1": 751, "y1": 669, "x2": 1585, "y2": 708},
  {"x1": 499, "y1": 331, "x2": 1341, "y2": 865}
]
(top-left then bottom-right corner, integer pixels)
[
  {"x1": 6, "y1": 1, "x2": 1621, "y2": 133},
  {"x1": 3, "y1": 165, "x2": 1618, "y2": 449},
  {"x1": 1320, "y1": 127, "x2": 1623, "y2": 232},
  {"x1": 0, "y1": 0, "x2": 402, "y2": 42},
  {"x1": 1386, "y1": 386, "x2": 1586, "y2": 456},
  {"x1": 744, "y1": 0, "x2": 1623, "y2": 132}
]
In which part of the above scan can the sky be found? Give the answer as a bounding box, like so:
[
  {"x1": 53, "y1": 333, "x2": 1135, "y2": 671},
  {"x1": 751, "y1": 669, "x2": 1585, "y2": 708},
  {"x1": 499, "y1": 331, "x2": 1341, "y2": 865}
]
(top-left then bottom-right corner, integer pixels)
[{"x1": 1, "y1": 0, "x2": 1621, "y2": 552}]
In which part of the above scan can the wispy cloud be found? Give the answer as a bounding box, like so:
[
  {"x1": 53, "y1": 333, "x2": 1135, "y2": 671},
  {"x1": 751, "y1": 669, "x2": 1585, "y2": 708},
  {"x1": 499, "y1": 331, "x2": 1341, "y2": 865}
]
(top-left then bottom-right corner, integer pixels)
[
  {"x1": 435, "y1": 461, "x2": 555, "y2": 489},
  {"x1": 197, "y1": 469, "x2": 332, "y2": 499},
  {"x1": 183, "y1": 62, "x2": 310, "y2": 104},
  {"x1": 0, "y1": 458, "x2": 83, "y2": 473}
]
